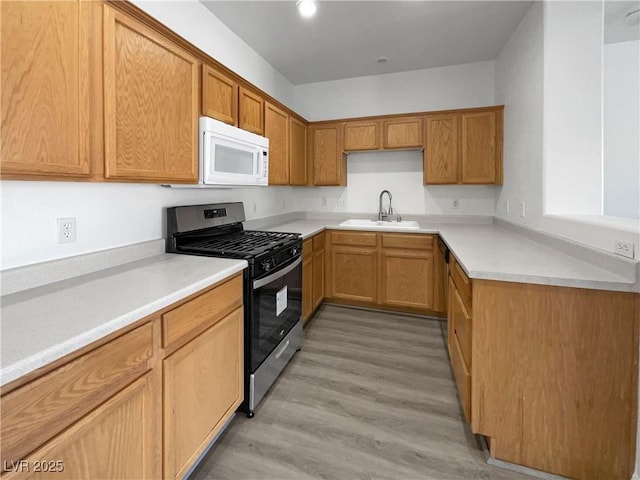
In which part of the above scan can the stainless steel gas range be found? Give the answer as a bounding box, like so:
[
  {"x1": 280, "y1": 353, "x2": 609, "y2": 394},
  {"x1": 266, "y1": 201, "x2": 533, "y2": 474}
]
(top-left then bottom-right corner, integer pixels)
[{"x1": 166, "y1": 202, "x2": 302, "y2": 417}]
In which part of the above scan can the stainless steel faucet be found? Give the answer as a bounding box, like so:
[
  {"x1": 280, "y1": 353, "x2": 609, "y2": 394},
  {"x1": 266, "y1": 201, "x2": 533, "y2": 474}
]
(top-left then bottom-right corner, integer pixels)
[{"x1": 378, "y1": 190, "x2": 393, "y2": 221}]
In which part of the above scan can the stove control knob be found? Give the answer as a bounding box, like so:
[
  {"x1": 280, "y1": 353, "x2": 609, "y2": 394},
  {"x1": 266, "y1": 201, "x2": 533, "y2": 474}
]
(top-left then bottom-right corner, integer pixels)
[
  {"x1": 290, "y1": 246, "x2": 300, "y2": 256},
  {"x1": 261, "y1": 260, "x2": 273, "y2": 272}
]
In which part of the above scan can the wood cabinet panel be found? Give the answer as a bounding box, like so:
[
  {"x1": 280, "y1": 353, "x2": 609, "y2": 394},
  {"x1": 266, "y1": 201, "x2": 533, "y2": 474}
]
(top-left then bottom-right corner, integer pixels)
[
  {"x1": 450, "y1": 256, "x2": 471, "y2": 311},
  {"x1": 450, "y1": 285, "x2": 471, "y2": 369},
  {"x1": 164, "y1": 307, "x2": 244, "y2": 480},
  {"x1": 302, "y1": 254, "x2": 313, "y2": 324},
  {"x1": 265, "y1": 101, "x2": 289, "y2": 185},
  {"x1": 329, "y1": 247, "x2": 377, "y2": 303},
  {"x1": 473, "y1": 281, "x2": 638, "y2": 480},
  {"x1": 162, "y1": 274, "x2": 243, "y2": 351},
  {"x1": 461, "y1": 111, "x2": 497, "y2": 184},
  {"x1": 1, "y1": 0, "x2": 99, "y2": 178},
  {"x1": 344, "y1": 120, "x2": 381, "y2": 151},
  {"x1": 201, "y1": 65, "x2": 237, "y2": 125},
  {"x1": 103, "y1": 6, "x2": 199, "y2": 183},
  {"x1": 1, "y1": 323, "x2": 153, "y2": 468},
  {"x1": 382, "y1": 116, "x2": 423, "y2": 149},
  {"x1": 289, "y1": 116, "x2": 307, "y2": 185},
  {"x1": 3, "y1": 373, "x2": 158, "y2": 480},
  {"x1": 450, "y1": 333, "x2": 471, "y2": 423},
  {"x1": 238, "y1": 86, "x2": 264, "y2": 135},
  {"x1": 312, "y1": 231, "x2": 326, "y2": 251},
  {"x1": 380, "y1": 249, "x2": 434, "y2": 310},
  {"x1": 424, "y1": 114, "x2": 459, "y2": 184},
  {"x1": 381, "y1": 233, "x2": 433, "y2": 250},
  {"x1": 330, "y1": 231, "x2": 377, "y2": 247},
  {"x1": 312, "y1": 246, "x2": 325, "y2": 310},
  {"x1": 310, "y1": 123, "x2": 345, "y2": 186}
]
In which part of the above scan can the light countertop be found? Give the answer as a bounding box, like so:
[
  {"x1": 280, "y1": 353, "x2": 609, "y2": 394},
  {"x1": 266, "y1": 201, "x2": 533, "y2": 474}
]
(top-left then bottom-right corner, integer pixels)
[
  {"x1": 0, "y1": 254, "x2": 247, "y2": 386},
  {"x1": 264, "y1": 220, "x2": 635, "y2": 293}
]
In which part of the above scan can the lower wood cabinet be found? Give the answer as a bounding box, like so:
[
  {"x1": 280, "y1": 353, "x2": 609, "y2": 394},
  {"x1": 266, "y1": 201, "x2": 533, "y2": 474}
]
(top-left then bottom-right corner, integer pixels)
[
  {"x1": 446, "y1": 253, "x2": 639, "y2": 480},
  {"x1": 325, "y1": 230, "x2": 443, "y2": 315},
  {"x1": 0, "y1": 273, "x2": 244, "y2": 480},
  {"x1": 163, "y1": 307, "x2": 243, "y2": 480},
  {"x1": 301, "y1": 232, "x2": 325, "y2": 324}
]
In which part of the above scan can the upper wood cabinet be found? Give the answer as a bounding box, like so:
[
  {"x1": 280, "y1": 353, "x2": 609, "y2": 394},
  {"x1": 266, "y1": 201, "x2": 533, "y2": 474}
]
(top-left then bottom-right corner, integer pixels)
[
  {"x1": 382, "y1": 116, "x2": 423, "y2": 149},
  {"x1": 424, "y1": 114, "x2": 459, "y2": 184},
  {"x1": 239, "y1": 86, "x2": 264, "y2": 135},
  {"x1": 103, "y1": 5, "x2": 199, "y2": 183},
  {"x1": 289, "y1": 117, "x2": 308, "y2": 185},
  {"x1": 309, "y1": 123, "x2": 346, "y2": 186},
  {"x1": 0, "y1": 0, "x2": 101, "y2": 179},
  {"x1": 461, "y1": 110, "x2": 502, "y2": 184},
  {"x1": 264, "y1": 101, "x2": 290, "y2": 185},
  {"x1": 424, "y1": 107, "x2": 503, "y2": 185},
  {"x1": 343, "y1": 120, "x2": 381, "y2": 151},
  {"x1": 201, "y1": 65, "x2": 238, "y2": 126}
]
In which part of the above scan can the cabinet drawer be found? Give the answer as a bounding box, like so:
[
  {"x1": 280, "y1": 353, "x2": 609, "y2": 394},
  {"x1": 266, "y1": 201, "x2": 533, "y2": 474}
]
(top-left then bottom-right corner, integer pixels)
[
  {"x1": 451, "y1": 285, "x2": 472, "y2": 369},
  {"x1": 451, "y1": 333, "x2": 471, "y2": 423},
  {"x1": 162, "y1": 274, "x2": 243, "y2": 349},
  {"x1": 303, "y1": 238, "x2": 313, "y2": 259},
  {"x1": 312, "y1": 232, "x2": 325, "y2": 251},
  {"x1": 331, "y1": 231, "x2": 377, "y2": 247},
  {"x1": 382, "y1": 233, "x2": 433, "y2": 250},
  {"x1": 450, "y1": 256, "x2": 472, "y2": 310},
  {"x1": 1, "y1": 323, "x2": 153, "y2": 467}
]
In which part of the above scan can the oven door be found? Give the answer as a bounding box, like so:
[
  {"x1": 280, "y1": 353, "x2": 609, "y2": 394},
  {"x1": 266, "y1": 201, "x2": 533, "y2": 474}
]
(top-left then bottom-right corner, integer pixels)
[{"x1": 250, "y1": 257, "x2": 302, "y2": 372}]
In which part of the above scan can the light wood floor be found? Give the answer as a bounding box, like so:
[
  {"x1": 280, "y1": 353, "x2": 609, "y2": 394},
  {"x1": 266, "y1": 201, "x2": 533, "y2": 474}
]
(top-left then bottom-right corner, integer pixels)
[{"x1": 191, "y1": 305, "x2": 533, "y2": 480}]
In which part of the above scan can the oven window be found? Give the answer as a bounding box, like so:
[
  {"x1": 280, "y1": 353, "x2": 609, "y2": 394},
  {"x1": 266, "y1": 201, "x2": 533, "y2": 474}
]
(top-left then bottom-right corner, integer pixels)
[
  {"x1": 214, "y1": 144, "x2": 254, "y2": 175},
  {"x1": 251, "y1": 261, "x2": 302, "y2": 371}
]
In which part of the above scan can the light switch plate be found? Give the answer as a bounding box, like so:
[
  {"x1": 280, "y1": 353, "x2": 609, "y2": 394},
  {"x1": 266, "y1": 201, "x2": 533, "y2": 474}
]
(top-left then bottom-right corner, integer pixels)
[{"x1": 614, "y1": 240, "x2": 635, "y2": 259}]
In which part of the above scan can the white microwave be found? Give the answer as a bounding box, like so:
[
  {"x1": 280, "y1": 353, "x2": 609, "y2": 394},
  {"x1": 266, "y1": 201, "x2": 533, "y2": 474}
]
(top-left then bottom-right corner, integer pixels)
[{"x1": 199, "y1": 116, "x2": 269, "y2": 186}]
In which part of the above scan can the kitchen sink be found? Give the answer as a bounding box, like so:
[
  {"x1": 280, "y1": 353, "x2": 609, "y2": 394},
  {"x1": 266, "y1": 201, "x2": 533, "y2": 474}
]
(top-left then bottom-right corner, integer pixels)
[{"x1": 338, "y1": 219, "x2": 420, "y2": 229}]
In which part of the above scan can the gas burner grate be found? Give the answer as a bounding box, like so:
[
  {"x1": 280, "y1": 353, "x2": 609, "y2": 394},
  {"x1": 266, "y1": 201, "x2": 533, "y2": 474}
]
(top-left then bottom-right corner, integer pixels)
[{"x1": 181, "y1": 230, "x2": 299, "y2": 257}]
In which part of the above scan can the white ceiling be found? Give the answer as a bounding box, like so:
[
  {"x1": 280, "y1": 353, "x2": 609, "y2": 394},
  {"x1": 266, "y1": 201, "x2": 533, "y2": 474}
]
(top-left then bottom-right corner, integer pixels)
[
  {"x1": 201, "y1": 1, "x2": 533, "y2": 85},
  {"x1": 604, "y1": 1, "x2": 640, "y2": 44}
]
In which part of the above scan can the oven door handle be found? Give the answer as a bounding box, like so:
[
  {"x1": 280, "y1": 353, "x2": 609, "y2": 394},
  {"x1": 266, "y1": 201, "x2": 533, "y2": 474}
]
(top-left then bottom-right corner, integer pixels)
[{"x1": 253, "y1": 256, "x2": 302, "y2": 290}]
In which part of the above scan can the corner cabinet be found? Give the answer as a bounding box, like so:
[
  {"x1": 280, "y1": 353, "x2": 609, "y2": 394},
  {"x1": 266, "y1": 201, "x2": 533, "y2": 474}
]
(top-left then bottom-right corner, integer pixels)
[
  {"x1": 103, "y1": 5, "x2": 199, "y2": 183},
  {"x1": 424, "y1": 107, "x2": 503, "y2": 185},
  {"x1": 289, "y1": 117, "x2": 308, "y2": 185},
  {"x1": 0, "y1": 0, "x2": 102, "y2": 180}
]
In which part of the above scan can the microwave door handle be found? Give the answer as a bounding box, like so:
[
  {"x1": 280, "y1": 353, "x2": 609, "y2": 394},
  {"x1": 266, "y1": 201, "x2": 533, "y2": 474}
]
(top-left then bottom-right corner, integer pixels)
[{"x1": 253, "y1": 257, "x2": 301, "y2": 290}]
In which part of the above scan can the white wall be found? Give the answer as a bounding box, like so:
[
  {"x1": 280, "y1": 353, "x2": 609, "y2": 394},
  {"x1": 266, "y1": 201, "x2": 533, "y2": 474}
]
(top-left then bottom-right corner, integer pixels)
[
  {"x1": 294, "y1": 151, "x2": 496, "y2": 216},
  {"x1": 294, "y1": 61, "x2": 495, "y2": 121},
  {"x1": 543, "y1": 1, "x2": 604, "y2": 216},
  {"x1": 603, "y1": 40, "x2": 640, "y2": 219},
  {"x1": 0, "y1": 182, "x2": 296, "y2": 270}
]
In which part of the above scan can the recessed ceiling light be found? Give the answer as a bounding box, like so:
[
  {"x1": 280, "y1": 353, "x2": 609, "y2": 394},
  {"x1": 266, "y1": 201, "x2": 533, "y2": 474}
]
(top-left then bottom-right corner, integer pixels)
[
  {"x1": 297, "y1": 0, "x2": 317, "y2": 18},
  {"x1": 377, "y1": 57, "x2": 388, "y2": 65}
]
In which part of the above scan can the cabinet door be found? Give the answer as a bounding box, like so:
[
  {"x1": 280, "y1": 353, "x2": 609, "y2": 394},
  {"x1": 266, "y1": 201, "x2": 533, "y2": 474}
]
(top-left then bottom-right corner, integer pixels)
[
  {"x1": 1, "y1": 0, "x2": 100, "y2": 178},
  {"x1": 312, "y1": 249, "x2": 325, "y2": 310},
  {"x1": 382, "y1": 116, "x2": 423, "y2": 149},
  {"x1": 201, "y1": 65, "x2": 237, "y2": 125},
  {"x1": 329, "y1": 246, "x2": 377, "y2": 304},
  {"x1": 344, "y1": 120, "x2": 381, "y2": 151},
  {"x1": 9, "y1": 373, "x2": 159, "y2": 480},
  {"x1": 163, "y1": 308, "x2": 243, "y2": 480},
  {"x1": 289, "y1": 117, "x2": 307, "y2": 185},
  {"x1": 103, "y1": 6, "x2": 199, "y2": 183},
  {"x1": 302, "y1": 239, "x2": 313, "y2": 324},
  {"x1": 264, "y1": 101, "x2": 289, "y2": 185},
  {"x1": 238, "y1": 87, "x2": 264, "y2": 135},
  {"x1": 461, "y1": 111, "x2": 497, "y2": 184},
  {"x1": 310, "y1": 123, "x2": 345, "y2": 186},
  {"x1": 381, "y1": 249, "x2": 434, "y2": 311},
  {"x1": 424, "y1": 114, "x2": 459, "y2": 184}
]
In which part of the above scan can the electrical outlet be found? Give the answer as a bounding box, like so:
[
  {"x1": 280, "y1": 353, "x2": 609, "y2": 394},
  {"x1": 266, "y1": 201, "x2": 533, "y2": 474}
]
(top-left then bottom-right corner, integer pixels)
[
  {"x1": 614, "y1": 240, "x2": 635, "y2": 259},
  {"x1": 57, "y1": 217, "x2": 76, "y2": 243},
  {"x1": 505, "y1": 200, "x2": 510, "y2": 214},
  {"x1": 337, "y1": 197, "x2": 346, "y2": 207},
  {"x1": 452, "y1": 199, "x2": 460, "y2": 209},
  {"x1": 321, "y1": 197, "x2": 327, "y2": 207},
  {"x1": 519, "y1": 201, "x2": 526, "y2": 218}
]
